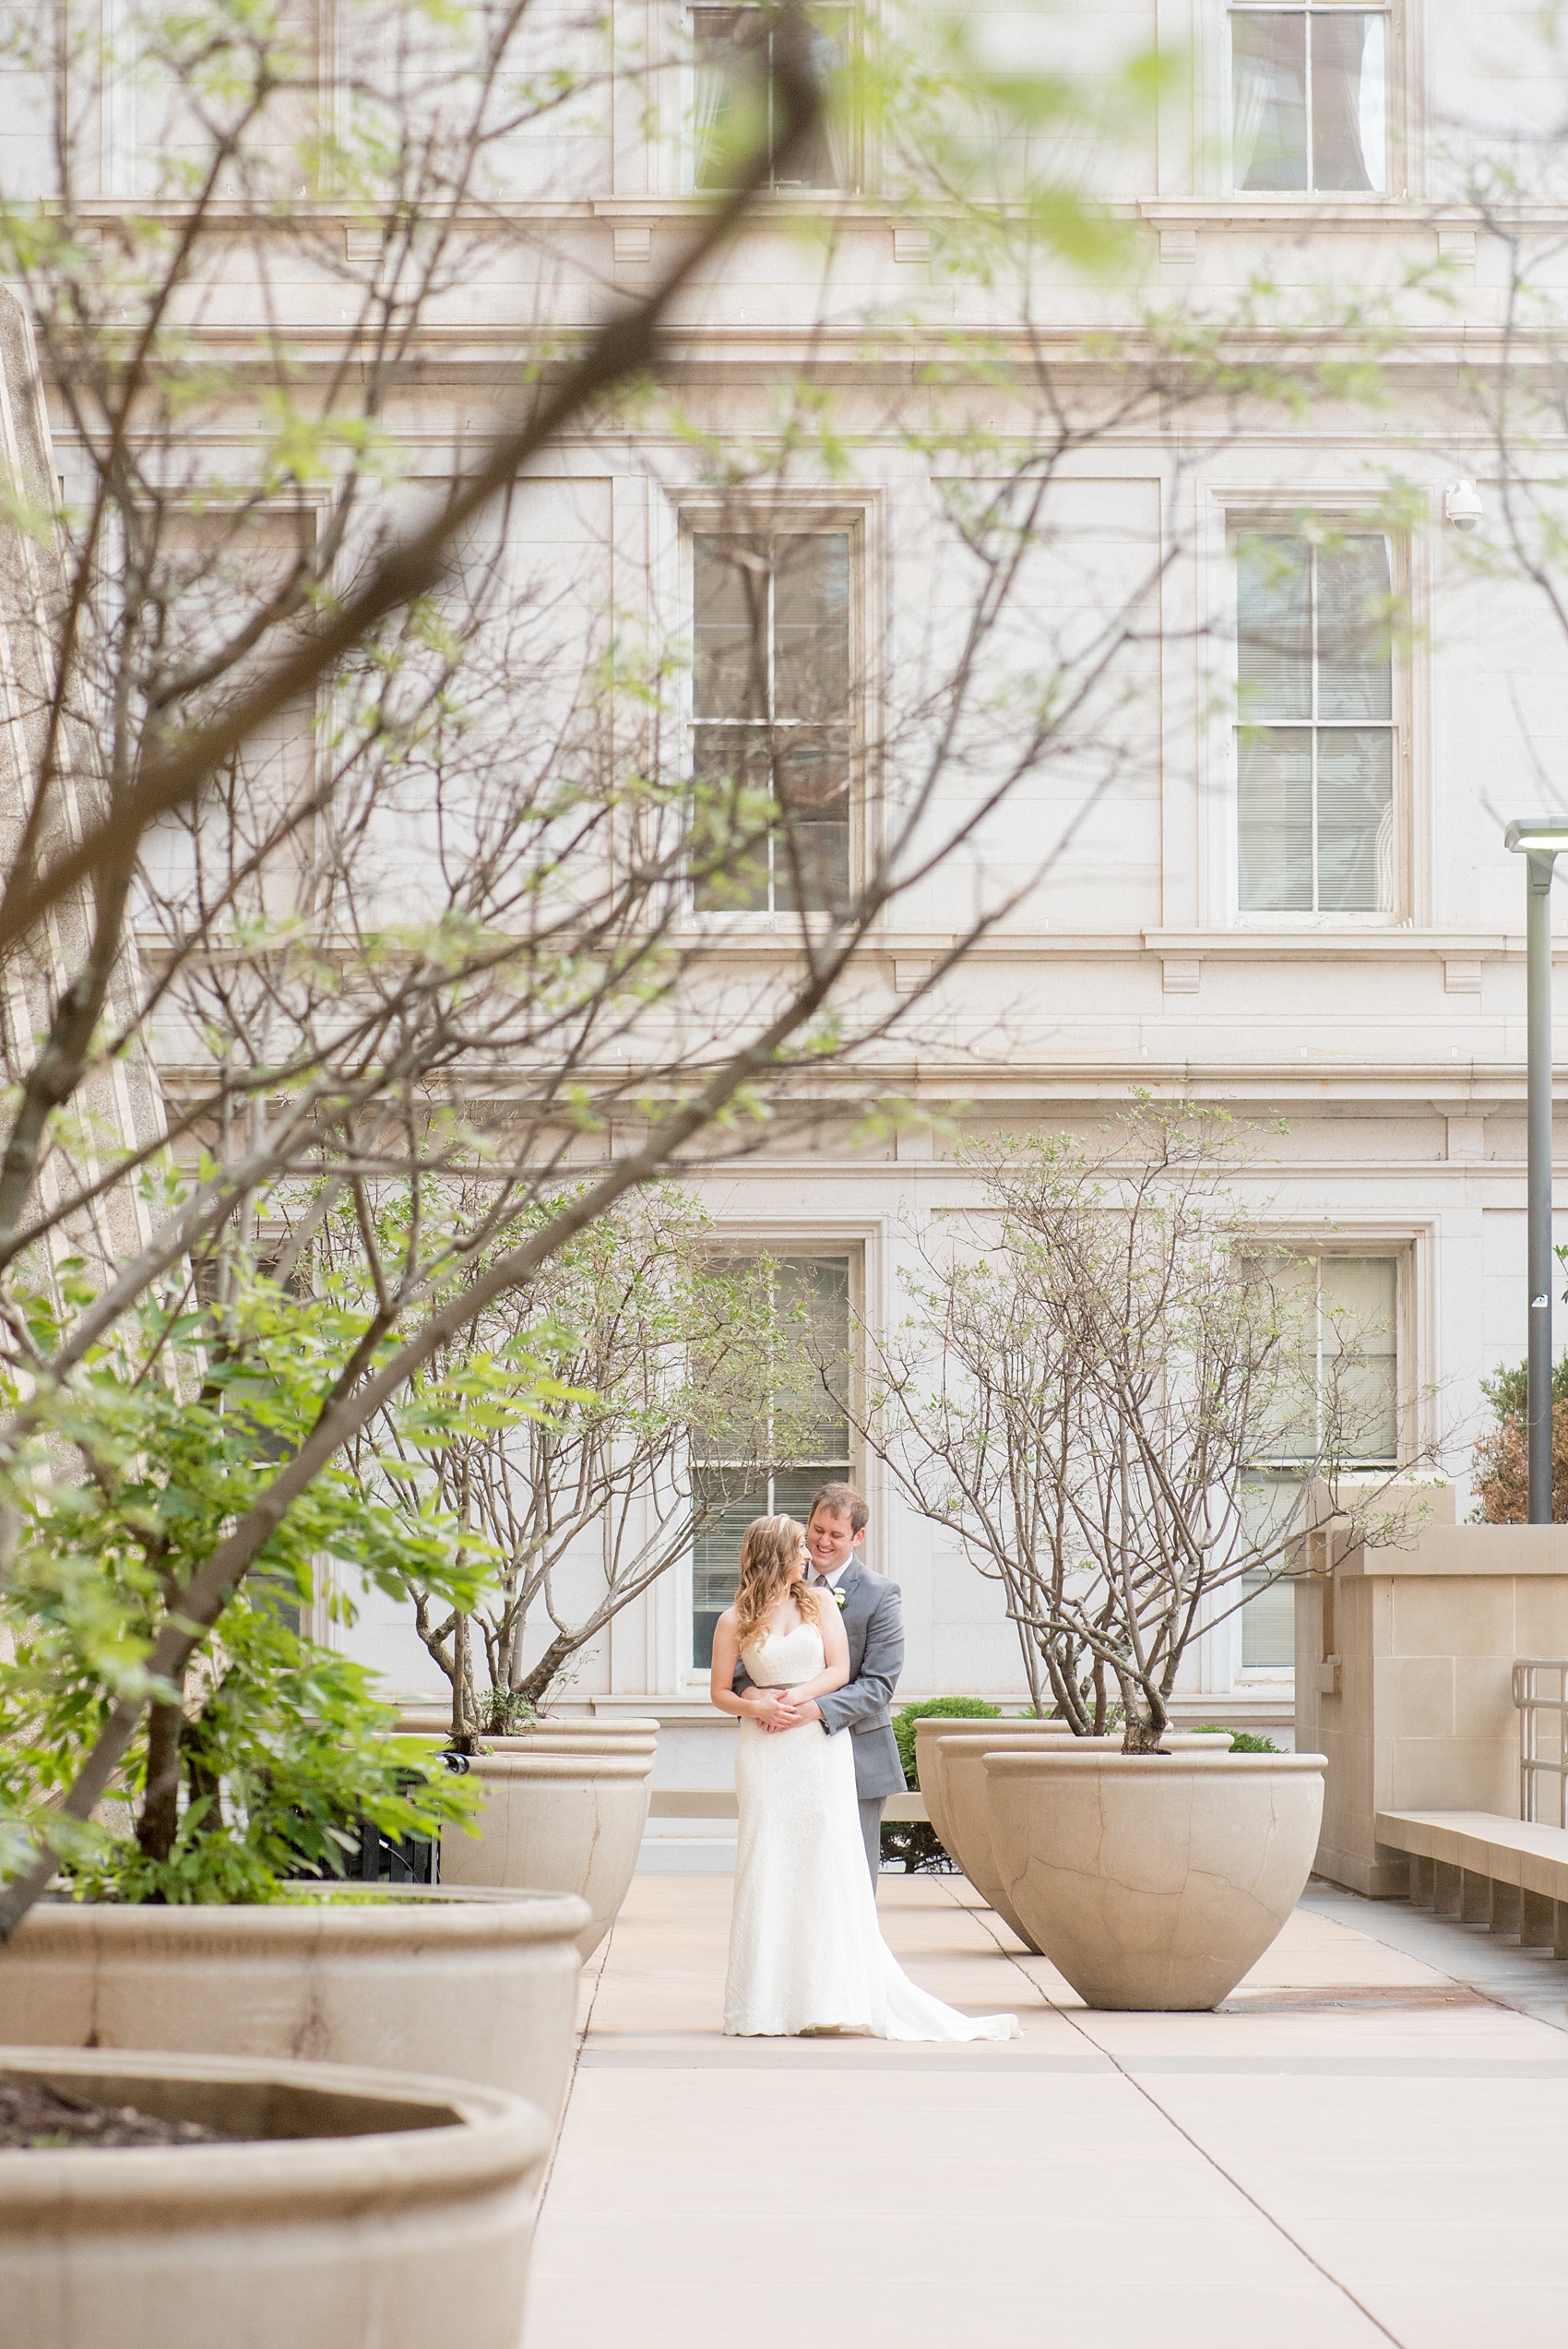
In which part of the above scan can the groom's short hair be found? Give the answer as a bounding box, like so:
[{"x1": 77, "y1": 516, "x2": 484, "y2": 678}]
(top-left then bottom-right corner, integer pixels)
[{"x1": 810, "y1": 1480, "x2": 868, "y2": 1534}]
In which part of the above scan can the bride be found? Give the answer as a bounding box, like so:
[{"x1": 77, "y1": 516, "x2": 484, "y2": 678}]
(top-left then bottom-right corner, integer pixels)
[{"x1": 709, "y1": 1513, "x2": 1018, "y2": 2042}]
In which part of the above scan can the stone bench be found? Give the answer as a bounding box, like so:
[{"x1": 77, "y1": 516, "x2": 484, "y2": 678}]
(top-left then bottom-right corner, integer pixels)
[
  {"x1": 647, "y1": 1790, "x2": 930, "y2": 1822},
  {"x1": 1375, "y1": 1808, "x2": 1568, "y2": 1955}
]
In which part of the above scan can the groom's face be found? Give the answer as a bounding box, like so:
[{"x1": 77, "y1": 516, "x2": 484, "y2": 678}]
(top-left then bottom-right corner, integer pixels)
[{"x1": 806, "y1": 1505, "x2": 863, "y2": 1576}]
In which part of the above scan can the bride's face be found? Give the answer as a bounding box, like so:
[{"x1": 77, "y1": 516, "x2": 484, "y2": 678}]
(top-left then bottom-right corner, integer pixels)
[{"x1": 788, "y1": 1534, "x2": 809, "y2": 1581}]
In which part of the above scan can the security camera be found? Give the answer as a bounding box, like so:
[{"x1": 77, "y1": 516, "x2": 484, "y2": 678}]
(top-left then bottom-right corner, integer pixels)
[{"x1": 1444, "y1": 479, "x2": 1483, "y2": 532}]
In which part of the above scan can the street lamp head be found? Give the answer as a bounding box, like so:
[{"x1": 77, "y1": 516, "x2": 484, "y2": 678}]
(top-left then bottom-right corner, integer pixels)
[{"x1": 1505, "y1": 817, "x2": 1568, "y2": 856}]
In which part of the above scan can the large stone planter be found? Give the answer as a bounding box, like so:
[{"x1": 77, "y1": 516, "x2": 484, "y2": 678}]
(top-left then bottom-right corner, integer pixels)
[
  {"x1": 914, "y1": 1719, "x2": 1068, "y2": 1858},
  {"x1": 441, "y1": 1750, "x2": 654, "y2": 1959},
  {"x1": 933, "y1": 1730, "x2": 1234, "y2": 1953},
  {"x1": 0, "y1": 1885, "x2": 587, "y2": 2127},
  {"x1": 0, "y1": 2044, "x2": 544, "y2": 2349},
  {"x1": 985, "y1": 1747, "x2": 1326, "y2": 2009},
  {"x1": 398, "y1": 1710, "x2": 659, "y2": 1747}
]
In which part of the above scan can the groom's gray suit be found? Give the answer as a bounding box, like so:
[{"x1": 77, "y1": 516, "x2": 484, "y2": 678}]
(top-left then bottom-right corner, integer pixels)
[{"x1": 735, "y1": 1560, "x2": 905, "y2": 1887}]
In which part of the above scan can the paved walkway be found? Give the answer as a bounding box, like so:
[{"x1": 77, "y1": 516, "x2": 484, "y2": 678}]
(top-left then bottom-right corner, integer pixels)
[{"x1": 528, "y1": 1872, "x2": 1568, "y2": 2349}]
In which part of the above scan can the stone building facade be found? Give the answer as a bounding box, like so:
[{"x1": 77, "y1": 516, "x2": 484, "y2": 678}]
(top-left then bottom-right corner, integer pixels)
[{"x1": 11, "y1": 0, "x2": 1567, "y2": 1839}]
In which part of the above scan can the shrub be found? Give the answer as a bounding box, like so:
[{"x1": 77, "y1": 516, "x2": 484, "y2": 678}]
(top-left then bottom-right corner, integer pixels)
[
  {"x1": 881, "y1": 1820, "x2": 956, "y2": 1874},
  {"x1": 1193, "y1": 1725, "x2": 1281, "y2": 1754},
  {"x1": 892, "y1": 1696, "x2": 1002, "y2": 1789}
]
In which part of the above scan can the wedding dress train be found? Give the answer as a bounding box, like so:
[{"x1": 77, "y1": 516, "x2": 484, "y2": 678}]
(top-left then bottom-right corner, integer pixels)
[{"x1": 723, "y1": 1624, "x2": 1019, "y2": 2041}]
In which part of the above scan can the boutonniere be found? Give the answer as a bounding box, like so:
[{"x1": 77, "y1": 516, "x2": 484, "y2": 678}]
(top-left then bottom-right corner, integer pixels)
[{"x1": 832, "y1": 1587, "x2": 849, "y2": 1610}]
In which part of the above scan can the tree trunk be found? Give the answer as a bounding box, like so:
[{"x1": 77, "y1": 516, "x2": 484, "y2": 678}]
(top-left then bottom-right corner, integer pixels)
[
  {"x1": 514, "y1": 1630, "x2": 581, "y2": 1711},
  {"x1": 135, "y1": 1693, "x2": 184, "y2": 1866},
  {"x1": 447, "y1": 1613, "x2": 484, "y2": 1755},
  {"x1": 1121, "y1": 1684, "x2": 1169, "y2": 1754}
]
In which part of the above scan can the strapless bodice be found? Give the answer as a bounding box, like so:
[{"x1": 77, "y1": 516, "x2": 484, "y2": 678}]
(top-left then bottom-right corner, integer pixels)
[{"x1": 740, "y1": 1624, "x2": 825, "y2": 1687}]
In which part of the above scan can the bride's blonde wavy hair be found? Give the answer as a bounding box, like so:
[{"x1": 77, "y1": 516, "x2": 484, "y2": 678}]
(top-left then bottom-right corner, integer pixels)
[{"x1": 733, "y1": 1515, "x2": 822, "y2": 1649}]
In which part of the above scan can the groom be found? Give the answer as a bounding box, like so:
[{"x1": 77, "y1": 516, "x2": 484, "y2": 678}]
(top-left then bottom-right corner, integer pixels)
[{"x1": 736, "y1": 1481, "x2": 905, "y2": 1889}]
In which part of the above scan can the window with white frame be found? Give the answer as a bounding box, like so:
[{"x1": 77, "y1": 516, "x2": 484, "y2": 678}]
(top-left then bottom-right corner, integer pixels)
[
  {"x1": 1230, "y1": 5, "x2": 1390, "y2": 193},
  {"x1": 689, "y1": 1254, "x2": 853, "y2": 1669},
  {"x1": 1239, "y1": 1252, "x2": 1398, "y2": 1670},
  {"x1": 691, "y1": 6, "x2": 858, "y2": 193},
  {"x1": 690, "y1": 528, "x2": 854, "y2": 913},
  {"x1": 1234, "y1": 529, "x2": 1396, "y2": 916}
]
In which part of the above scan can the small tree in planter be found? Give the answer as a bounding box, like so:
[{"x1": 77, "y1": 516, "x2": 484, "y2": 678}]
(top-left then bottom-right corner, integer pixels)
[
  {"x1": 345, "y1": 1186, "x2": 825, "y2": 1735},
  {"x1": 849, "y1": 1103, "x2": 1422, "y2": 1752},
  {"x1": 0, "y1": 1267, "x2": 490, "y2": 1901}
]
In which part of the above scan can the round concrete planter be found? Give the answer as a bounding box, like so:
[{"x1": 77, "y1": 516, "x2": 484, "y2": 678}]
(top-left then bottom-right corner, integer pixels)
[
  {"x1": 933, "y1": 1730, "x2": 1234, "y2": 1953},
  {"x1": 484, "y1": 1731, "x2": 657, "y2": 1759},
  {"x1": 397, "y1": 1710, "x2": 659, "y2": 1746},
  {"x1": 0, "y1": 2044, "x2": 544, "y2": 2349},
  {"x1": 440, "y1": 1750, "x2": 653, "y2": 1959},
  {"x1": 0, "y1": 1886, "x2": 588, "y2": 2127},
  {"x1": 914, "y1": 1719, "x2": 1069, "y2": 1858},
  {"x1": 984, "y1": 1748, "x2": 1326, "y2": 2009}
]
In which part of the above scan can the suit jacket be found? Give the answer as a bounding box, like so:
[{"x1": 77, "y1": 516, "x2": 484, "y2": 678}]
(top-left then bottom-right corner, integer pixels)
[{"x1": 734, "y1": 1562, "x2": 906, "y2": 1802}]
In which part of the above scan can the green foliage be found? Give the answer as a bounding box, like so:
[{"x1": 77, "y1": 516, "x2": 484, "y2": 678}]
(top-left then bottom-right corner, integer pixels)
[
  {"x1": 1479, "y1": 1353, "x2": 1568, "y2": 1425},
  {"x1": 477, "y1": 1688, "x2": 539, "y2": 1736},
  {"x1": 892, "y1": 1695, "x2": 1001, "y2": 1789},
  {"x1": 1193, "y1": 1726, "x2": 1281, "y2": 1754},
  {"x1": 0, "y1": 1251, "x2": 561, "y2": 1902}
]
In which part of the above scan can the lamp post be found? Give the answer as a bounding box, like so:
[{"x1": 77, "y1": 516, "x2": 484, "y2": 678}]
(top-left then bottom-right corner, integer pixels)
[{"x1": 1505, "y1": 817, "x2": 1568, "y2": 1523}]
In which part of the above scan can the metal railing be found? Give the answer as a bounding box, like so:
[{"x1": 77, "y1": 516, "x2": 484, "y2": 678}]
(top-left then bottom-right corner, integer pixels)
[{"x1": 1513, "y1": 1660, "x2": 1568, "y2": 1825}]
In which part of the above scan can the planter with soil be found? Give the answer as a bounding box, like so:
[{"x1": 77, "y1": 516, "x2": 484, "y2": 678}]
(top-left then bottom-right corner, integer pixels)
[
  {"x1": 0, "y1": 1883, "x2": 588, "y2": 2126},
  {"x1": 0, "y1": 2043, "x2": 545, "y2": 2349},
  {"x1": 440, "y1": 1748, "x2": 655, "y2": 1959},
  {"x1": 984, "y1": 1747, "x2": 1325, "y2": 2009}
]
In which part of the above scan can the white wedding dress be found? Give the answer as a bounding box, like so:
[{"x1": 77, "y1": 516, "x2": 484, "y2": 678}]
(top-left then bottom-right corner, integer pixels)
[{"x1": 723, "y1": 1623, "x2": 1019, "y2": 2041}]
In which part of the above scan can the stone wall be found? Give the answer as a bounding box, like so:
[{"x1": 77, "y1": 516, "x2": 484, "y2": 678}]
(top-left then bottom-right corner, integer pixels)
[{"x1": 1297, "y1": 1514, "x2": 1568, "y2": 1895}]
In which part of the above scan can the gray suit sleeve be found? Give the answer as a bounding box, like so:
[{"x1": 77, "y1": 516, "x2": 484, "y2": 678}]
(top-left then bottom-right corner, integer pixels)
[{"x1": 816, "y1": 1582, "x2": 903, "y2": 1736}]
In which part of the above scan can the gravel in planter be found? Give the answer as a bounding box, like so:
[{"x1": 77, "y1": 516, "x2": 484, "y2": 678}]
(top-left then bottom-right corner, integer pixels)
[{"x1": 0, "y1": 2075, "x2": 236, "y2": 2150}]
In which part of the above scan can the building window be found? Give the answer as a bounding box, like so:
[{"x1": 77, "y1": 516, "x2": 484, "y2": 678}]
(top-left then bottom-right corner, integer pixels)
[
  {"x1": 691, "y1": 529, "x2": 853, "y2": 914},
  {"x1": 692, "y1": 6, "x2": 857, "y2": 192},
  {"x1": 1235, "y1": 531, "x2": 1395, "y2": 915},
  {"x1": 1240, "y1": 1252, "x2": 1398, "y2": 1670},
  {"x1": 1230, "y1": 6, "x2": 1389, "y2": 193},
  {"x1": 690, "y1": 1254, "x2": 853, "y2": 1669}
]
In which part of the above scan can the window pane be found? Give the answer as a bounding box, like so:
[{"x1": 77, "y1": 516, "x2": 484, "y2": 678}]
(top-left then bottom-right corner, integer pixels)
[
  {"x1": 1237, "y1": 535, "x2": 1311, "y2": 719},
  {"x1": 1312, "y1": 12, "x2": 1385, "y2": 194},
  {"x1": 695, "y1": 535, "x2": 767, "y2": 720},
  {"x1": 782, "y1": 11, "x2": 854, "y2": 187},
  {"x1": 777, "y1": 1255, "x2": 849, "y2": 1456},
  {"x1": 693, "y1": 6, "x2": 765, "y2": 192},
  {"x1": 1321, "y1": 1256, "x2": 1397, "y2": 1460},
  {"x1": 689, "y1": 1257, "x2": 855, "y2": 1665},
  {"x1": 772, "y1": 533, "x2": 850, "y2": 719},
  {"x1": 1241, "y1": 1568, "x2": 1297, "y2": 1668},
  {"x1": 691, "y1": 723, "x2": 772, "y2": 911},
  {"x1": 1238, "y1": 728, "x2": 1313, "y2": 910},
  {"x1": 691, "y1": 1473, "x2": 766, "y2": 1669},
  {"x1": 772, "y1": 726, "x2": 851, "y2": 913},
  {"x1": 1232, "y1": 12, "x2": 1308, "y2": 191},
  {"x1": 1316, "y1": 727, "x2": 1392, "y2": 911},
  {"x1": 1316, "y1": 536, "x2": 1392, "y2": 720},
  {"x1": 1237, "y1": 1479, "x2": 1303, "y2": 1666}
]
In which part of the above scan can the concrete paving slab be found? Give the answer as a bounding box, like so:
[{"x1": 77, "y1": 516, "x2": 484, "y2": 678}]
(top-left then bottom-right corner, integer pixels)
[{"x1": 529, "y1": 1871, "x2": 1568, "y2": 2349}]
